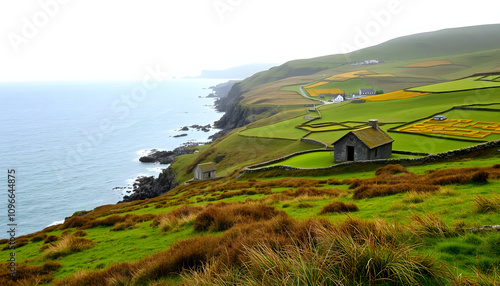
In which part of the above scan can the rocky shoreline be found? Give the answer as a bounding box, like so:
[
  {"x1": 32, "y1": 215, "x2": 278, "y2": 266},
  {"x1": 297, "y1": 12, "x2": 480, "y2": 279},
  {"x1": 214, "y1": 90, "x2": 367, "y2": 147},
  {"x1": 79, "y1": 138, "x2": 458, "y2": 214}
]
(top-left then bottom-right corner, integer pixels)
[
  {"x1": 122, "y1": 80, "x2": 237, "y2": 202},
  {"x1": 138, "y1": 142, "x2": 207, "y2": 164}
]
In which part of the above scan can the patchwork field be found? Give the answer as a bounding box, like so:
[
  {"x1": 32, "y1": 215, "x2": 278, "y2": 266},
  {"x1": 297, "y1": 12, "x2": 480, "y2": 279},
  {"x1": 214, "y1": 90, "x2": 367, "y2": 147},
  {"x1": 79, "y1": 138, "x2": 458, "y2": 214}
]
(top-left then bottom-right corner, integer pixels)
[
  {"x1": 237, "y1": 88, "x2": 500, "y2": 154},
  {"x1": 241, "y1": 75, "x2": 322, "y2": 106},
  {"x1": 395, "y1": 108, "x2": 500, "y2": 141},
  {"x1": 305, "y1": 88, "x2": 344, "y2": 97},
  {"x1": 399, "y1": 119, "x2": 500, "y2": 139},
  {"x1": 364, "y1": 90, "x2": 430, "y2": 101}
]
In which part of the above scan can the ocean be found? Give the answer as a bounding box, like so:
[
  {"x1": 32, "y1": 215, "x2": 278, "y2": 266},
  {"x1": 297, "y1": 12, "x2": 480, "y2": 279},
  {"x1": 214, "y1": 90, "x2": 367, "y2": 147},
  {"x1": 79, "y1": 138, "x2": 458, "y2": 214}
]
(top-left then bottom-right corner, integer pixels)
[{"x1": 0, "y1": 79, "x2": 225, "y2": 237}]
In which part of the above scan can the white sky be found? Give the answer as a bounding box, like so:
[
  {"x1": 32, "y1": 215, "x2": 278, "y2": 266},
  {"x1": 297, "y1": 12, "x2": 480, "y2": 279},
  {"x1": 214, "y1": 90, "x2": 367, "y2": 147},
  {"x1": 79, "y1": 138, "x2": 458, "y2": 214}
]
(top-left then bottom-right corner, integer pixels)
[{"x1": 0, "y1": 0, "x2": 499, "y2": 81}]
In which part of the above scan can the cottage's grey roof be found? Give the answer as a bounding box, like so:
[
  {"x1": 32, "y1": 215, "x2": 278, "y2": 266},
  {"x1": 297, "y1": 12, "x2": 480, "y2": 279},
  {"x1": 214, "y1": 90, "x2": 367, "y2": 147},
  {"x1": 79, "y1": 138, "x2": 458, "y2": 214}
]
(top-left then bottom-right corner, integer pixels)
[
  {"x1": 333, "y1": 126, "x2": 394, "y2": 149},
  {"x1": 196, "y1": 162, "x2": 217, "y2": 173},
  {"x1": 359, "y1": 88, "x2": 375, "y2": 93}
]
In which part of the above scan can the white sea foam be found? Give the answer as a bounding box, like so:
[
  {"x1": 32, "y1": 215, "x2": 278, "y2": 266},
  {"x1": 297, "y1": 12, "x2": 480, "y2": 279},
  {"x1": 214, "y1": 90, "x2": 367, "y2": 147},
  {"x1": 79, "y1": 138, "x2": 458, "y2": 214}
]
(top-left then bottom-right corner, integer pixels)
[
  {"x1": 47, "y1": 220, "x2": 64, "y2": 227},
  {"x1": 137, "y1": 149, "x2": 164, "y2": 157},
  {"x1": 147, "y1": 167, "x2": 165, "y2": 173}
]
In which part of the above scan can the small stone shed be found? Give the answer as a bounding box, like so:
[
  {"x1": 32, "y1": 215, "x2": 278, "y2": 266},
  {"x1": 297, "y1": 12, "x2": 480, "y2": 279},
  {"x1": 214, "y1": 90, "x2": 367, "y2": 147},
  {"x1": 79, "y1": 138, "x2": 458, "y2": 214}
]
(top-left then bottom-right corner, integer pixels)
[
  {"x1": 332, "y1": 120, "x2": 393, "y2": 162},
  {"x1": 193, "y1": 162, "x2": 217, "y2": 180}
]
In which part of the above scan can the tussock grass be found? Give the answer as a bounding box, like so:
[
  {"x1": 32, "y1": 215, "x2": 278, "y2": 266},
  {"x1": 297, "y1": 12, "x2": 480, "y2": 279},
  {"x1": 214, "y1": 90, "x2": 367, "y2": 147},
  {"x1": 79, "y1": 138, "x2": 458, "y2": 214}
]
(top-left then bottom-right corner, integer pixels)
[
  {"x1": 43, "y1": 236, "x2": 97, "y2": 259},
  {"x1": 473, "y1": 195, "x2": 500, "y2": 213},
  {"x1": 403, "y1": 191, "x2": 429, "y2": 204},
  {"x1": 151, "y1": 205, "x2": 204, "y2": 233},
  {"x1": 0, "y1": 260, "x2": 61, "y2": 285},
  {"x1": 410, "y1": 213, "x2": 454, "y2": 238},
  {"x1": 55, "y1": 202, "x2": 497, "y2": 285},
  {"x1": 184, "y1": 217, "x2": 448, "y2": 286},
  {"x1": 258, "y1": 187, "x2": 348, "y2": 205},
  {"x1": 319, "y1": 201, "x2": 359, "y2": 214},
  {"x1": 352, "y1": 164, "x2": 500, "y2": 200},
  {"x1": 375, "y1": 164, "x2": 409, "y2": 176},
  {"x1": 193, "y1": 202, "x2": 283, "y2": 232},
  {"x1": 30, "y1": 233, "x2": 48, "y2": 242},
  {"x1": 61, "y1": 213, "x2": 157, "y2": 230},
  {"x1": 439, "y1": 187, "x2": 458, "y2": 196}
]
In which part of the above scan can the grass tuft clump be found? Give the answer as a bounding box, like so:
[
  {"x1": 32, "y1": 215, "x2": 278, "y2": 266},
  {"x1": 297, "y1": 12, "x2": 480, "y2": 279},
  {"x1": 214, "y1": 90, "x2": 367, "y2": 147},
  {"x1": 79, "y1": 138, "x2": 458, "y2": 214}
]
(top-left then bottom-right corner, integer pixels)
[
  {"x1": 0, "y1": 260, "x2": 62, "y2": 285},
  {"x1": 473, "y1": 195, "x2": 500, "y2": 213},
  {"x1": 43, "y1": 236, "x2": 97, "y2": 259},
  {"x1": 193, "y1": 202, "x2": 283, "y2": 232},
  {"x1": 375, "y1": 164, "x2": 409, "y2": 176},
  {"x1": 184, "y1": 217, "x2": 449, "y2": 286},
  {"x1": 410, "y1": 213, "x2": 454, "y2": 238},
  {"x1": 319, "y1": 201, "x2": 359, "y2": 214}
]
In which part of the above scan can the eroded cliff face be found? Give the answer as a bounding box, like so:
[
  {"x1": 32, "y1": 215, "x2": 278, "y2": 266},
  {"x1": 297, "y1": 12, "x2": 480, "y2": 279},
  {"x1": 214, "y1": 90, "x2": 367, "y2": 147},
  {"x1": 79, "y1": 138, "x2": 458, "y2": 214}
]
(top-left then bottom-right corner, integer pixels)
[
  {"x1": 121, "y1": 168, "x2": 178, "y2": 202},
  {"x1": 211, "y1": 82, "x2": 271, "y2": 140}
]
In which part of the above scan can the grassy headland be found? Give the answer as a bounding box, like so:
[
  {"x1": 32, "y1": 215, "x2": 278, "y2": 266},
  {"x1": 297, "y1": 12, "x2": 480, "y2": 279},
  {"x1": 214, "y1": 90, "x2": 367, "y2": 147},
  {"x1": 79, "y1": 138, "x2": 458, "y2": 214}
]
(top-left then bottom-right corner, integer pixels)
[{"x1": 2, "y1": 24, "x2": 500, "y2": 285}]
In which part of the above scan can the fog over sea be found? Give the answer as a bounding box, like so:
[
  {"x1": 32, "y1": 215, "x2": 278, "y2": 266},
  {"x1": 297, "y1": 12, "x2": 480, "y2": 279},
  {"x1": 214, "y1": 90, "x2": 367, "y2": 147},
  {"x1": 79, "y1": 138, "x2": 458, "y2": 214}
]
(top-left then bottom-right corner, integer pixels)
[{"x1": 0, "y1": 79, "x2": 225, "y2": 237}]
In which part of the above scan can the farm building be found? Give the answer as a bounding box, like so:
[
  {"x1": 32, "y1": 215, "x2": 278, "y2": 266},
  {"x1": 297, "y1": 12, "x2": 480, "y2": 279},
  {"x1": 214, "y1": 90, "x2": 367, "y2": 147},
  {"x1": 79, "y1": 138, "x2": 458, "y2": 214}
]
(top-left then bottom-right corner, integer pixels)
[
  {"x1": 433, "y1": 115, "x2": 448, "y2": 121},
  {"x1": 359, "y1": 88, "x2": 376, "y2": 96},
  {"x1": 193, "y1": 162, "x2": 217, "y2": 180},
  {"x1": 332, "y1": 120, "x2": 393, "y2": 162},
  {"x1": 333, "y1": 94, "x2": 345, "y2": 103}
]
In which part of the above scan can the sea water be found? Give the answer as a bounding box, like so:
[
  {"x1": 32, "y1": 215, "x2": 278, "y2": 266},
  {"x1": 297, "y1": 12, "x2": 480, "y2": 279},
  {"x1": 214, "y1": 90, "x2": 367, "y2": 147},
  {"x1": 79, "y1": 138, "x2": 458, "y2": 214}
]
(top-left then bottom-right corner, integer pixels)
[{"x1": 0, "y1": 79, "x2": 225, "y2": 237}]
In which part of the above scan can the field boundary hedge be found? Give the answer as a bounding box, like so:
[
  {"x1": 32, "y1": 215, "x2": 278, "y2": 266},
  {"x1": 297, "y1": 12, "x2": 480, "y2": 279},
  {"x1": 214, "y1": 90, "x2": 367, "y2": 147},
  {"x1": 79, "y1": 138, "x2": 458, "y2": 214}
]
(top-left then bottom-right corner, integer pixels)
[
  {"x1": 300, "y1": 138, "x2": 328, "y2": 148},
  {"x1": 243, "y1": 140, "x2": 500, "y2": 174},
  {"x1": 408, "y1": 82, "x2": 500, "y2": 94},
  {"x1": 237, "y1": 132, "x2": 298, "y2": 142}
]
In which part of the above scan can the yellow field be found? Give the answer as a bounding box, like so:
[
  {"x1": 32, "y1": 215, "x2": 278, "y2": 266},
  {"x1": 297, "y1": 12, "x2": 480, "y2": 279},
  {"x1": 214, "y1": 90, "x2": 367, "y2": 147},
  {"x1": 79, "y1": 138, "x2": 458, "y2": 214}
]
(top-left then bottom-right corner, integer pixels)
[
  {"x1": 325, "y1": 70, "x2": 374, "y2": 81},
  {"x1": 303, "y1": 81, "x2": 329, "y2": 89},
  {"x1": 364, "y1": 90, "x2": 430, "y2": 101},
  {"x1": 306, "y1": 88, "x2": 344, "y2": 97},
  {"x1": 398, "y1": 119, "x2": 500, "y2": 139},
  {"x1": 404, "y1": 60, "x2": 453, "y2": 68}
]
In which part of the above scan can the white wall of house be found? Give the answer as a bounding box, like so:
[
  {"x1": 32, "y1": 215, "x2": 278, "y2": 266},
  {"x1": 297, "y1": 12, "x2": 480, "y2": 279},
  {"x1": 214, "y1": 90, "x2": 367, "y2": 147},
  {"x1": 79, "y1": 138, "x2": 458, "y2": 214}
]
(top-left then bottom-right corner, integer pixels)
[{"x1": 334, "y1": 95, "x2": 344, "y2": 103}]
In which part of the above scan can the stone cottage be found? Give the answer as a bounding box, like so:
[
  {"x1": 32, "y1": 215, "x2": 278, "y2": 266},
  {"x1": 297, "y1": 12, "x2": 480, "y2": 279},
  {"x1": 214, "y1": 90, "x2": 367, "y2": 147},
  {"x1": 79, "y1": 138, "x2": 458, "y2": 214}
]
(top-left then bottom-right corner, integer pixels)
[
  {"x1": 332, "y1": 120, "x2": 393, "y2": 162},
  {"x1": 193, "y1": 162, "x2": 217, "y2": 180}
]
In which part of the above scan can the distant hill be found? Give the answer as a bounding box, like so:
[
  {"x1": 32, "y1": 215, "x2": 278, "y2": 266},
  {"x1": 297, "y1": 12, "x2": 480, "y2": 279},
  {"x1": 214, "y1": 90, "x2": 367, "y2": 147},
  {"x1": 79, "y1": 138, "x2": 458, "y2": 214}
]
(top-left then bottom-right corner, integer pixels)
[
  {"x1": 240, "y1": 24, "x2": 500, "y2": 90},
  {"x1": 193, "y1": 63, "x2": 278, "y2": 79}
]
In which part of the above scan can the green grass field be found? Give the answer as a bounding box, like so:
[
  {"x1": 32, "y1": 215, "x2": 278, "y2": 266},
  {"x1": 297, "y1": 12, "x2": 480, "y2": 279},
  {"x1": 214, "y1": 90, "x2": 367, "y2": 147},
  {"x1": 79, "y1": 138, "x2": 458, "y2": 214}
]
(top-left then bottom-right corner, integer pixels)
[
  {"x1": 409, "y1": 76, "x2": 500, "y2": 93},
  {"x1": 237, "y1": 88, "x2": 500, "y2": 154},
  {"x1": 265, "y1": 151, "x2": 423, "y2": 169},
  {"x1": 240, "y1": 116, "x2": 310, "y2": 139},
  {"x1": 308, "y1": 78, "x2": 381, "y2": 95}
]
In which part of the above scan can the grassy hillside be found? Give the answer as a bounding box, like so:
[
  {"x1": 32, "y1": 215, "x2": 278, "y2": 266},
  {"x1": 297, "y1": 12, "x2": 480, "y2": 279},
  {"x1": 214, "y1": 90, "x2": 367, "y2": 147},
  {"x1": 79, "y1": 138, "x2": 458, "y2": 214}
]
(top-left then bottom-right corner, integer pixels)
[
  {"x1": 2, "y1": 149, "x2": 499, "y2": 285},
  {"x1": 3, "y1": 24, "x2": 500, "y2": 285}
]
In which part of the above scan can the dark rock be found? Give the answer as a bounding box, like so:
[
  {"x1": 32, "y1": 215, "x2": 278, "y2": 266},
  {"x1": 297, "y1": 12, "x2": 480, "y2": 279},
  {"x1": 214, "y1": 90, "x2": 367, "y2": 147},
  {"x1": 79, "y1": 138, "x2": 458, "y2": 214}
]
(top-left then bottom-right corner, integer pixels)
[
  {"x1": 138, "y1": 144, "x2": 203, "y2": 165},
  {"x1": 173, "y1": 133, "x2": 188, "y2": 138},
  {"x1": 180, "y1": 126, "x2": 189, "y2": 131},
  {"x1": 120, "y1": 168, "x2": 178, "y2": 202}
]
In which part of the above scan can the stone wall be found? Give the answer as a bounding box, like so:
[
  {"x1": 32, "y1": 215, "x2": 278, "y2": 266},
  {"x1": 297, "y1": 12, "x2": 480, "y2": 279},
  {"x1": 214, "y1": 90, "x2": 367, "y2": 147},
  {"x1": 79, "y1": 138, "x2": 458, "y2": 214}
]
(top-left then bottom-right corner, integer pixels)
[
  {"x1": 244, "y1": 140, "x2": 500, "y2": 174},
  {"x1": 300, "y1": 138, "x2": 328, "y2": 148}
]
